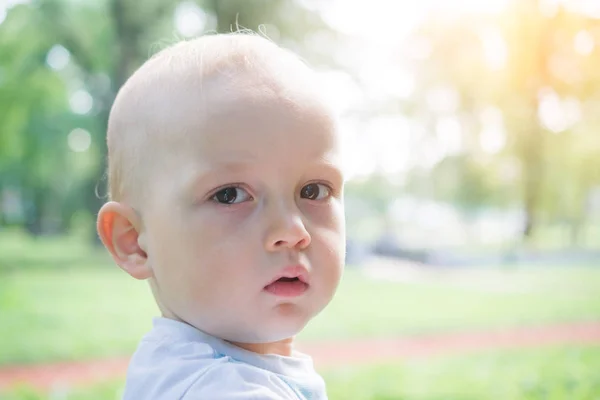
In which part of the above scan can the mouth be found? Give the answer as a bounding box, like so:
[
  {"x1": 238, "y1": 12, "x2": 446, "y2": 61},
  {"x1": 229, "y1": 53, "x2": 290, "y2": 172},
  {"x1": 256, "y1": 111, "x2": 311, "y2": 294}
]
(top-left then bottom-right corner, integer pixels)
[{"x1": 263, "y1": 265, "x2": 310, "y2": 298}]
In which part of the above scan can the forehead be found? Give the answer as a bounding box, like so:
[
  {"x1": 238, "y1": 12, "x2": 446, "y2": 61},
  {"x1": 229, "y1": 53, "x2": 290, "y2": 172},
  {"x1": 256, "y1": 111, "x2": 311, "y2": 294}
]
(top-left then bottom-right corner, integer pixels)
[{"x1": 159, "y1": 73, "x2": 341, "y2": 168}]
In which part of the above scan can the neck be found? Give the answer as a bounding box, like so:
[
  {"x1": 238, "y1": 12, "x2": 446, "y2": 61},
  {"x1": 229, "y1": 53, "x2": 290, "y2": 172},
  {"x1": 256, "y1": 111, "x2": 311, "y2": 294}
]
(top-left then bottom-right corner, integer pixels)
[{"x1": 230, "y1": 337, "x2": 295, "y2": 357}]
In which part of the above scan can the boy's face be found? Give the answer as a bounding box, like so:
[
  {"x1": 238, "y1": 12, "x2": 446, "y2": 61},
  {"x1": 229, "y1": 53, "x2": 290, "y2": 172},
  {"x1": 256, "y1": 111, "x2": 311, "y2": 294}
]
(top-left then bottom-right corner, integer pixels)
[{"x1": 139, "y1": 73, "x2": 345, "y2": 343}]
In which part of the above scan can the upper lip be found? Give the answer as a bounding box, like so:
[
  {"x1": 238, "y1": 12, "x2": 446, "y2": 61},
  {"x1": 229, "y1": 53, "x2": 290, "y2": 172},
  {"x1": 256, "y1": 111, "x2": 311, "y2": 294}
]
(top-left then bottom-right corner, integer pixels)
[{"x1": 265, "y1": 265, "x2": 310, "y2": 286}]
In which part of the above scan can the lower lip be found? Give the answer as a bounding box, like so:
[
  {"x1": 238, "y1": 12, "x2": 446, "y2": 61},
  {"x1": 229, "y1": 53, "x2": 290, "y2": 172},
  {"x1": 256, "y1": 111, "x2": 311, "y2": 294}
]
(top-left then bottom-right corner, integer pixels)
[{"x1": 264, "y1": 280, "x2": 309, "y2": 297}]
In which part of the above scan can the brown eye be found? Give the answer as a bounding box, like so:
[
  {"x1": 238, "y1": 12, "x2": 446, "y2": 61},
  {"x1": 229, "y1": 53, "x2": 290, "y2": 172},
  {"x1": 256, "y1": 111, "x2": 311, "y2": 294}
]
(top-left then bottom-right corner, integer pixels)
[
  {"x1": 300, "y1": 183, "x2": 331, "y2": 200},
  {"x1": 212, "y1": 187, "x2": 251, "y2": 204}
]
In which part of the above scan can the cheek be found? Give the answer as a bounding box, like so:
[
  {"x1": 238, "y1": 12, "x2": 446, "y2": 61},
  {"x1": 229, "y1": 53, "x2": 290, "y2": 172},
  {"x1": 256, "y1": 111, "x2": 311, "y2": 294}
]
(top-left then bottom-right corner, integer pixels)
[
  {"x1": 308, "y1": 208, "x2": 345, "y2": 264},
  {"x1": 305, "y1": 201, "x2": 345, "y2": 243},
  {"x1": 148, "y1": 220, "x2": 250, "y2": 309},
  {"x1": 305, "y1": 199, "x2": 344, "y2": 223},
  {"x1": 194, "y1": 204, "x2": 255, "y2": 233},
  {"x1": 144, "y1": 212, "x2": 209, "y2": 285},
  {"x1": 189, "y1": 207, "x2": 259, "y2": 255},
  {"x1": 307, "y1": 202, "x2": 345, "y2": 278},
  {"x1": 175, "y1": 208, "x2": 262, "y2": 281}
]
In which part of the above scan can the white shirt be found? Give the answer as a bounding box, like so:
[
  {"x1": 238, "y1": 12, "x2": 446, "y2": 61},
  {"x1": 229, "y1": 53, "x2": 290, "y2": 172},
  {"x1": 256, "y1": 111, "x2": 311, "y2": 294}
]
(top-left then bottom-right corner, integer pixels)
[{"x1": 123, "y1": 317, "x2": 328, "y2": 399}]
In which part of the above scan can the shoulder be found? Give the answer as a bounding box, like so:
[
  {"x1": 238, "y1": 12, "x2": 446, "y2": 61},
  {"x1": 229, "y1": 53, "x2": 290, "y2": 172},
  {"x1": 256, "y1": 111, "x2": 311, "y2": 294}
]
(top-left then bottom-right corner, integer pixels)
[
  {"x1": 122, "y1": 330, "x2": 217, "y2": 399},
  {"x1": 182, "y1": 360, "x2": 300, "y2": 400},
  {"x1": 125, "y1": 346, "x2": 299, "y2": 400}
]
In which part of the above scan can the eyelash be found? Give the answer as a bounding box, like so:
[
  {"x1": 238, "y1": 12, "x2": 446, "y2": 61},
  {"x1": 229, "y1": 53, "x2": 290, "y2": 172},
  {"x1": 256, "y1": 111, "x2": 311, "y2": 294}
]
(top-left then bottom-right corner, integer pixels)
[
  {"x1": 206, "y1": 181, "x2": 337, "y2": 204},
  {"x1": 207, "y1": 183, "x2": 248, "y2": 198}
]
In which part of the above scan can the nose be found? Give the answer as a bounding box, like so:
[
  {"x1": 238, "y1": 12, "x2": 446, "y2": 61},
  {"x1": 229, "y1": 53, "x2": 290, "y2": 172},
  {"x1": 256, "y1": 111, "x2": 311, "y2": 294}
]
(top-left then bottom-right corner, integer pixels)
[{"x1": 264, "y1": 205, "x2": 311, "y2": 252}]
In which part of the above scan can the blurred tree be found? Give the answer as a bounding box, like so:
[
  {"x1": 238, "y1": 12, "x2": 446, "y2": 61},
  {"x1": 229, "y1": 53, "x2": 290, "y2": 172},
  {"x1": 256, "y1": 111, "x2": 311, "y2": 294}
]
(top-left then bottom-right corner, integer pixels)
[
  {"x1": 0, "y1": 5, "x2": 73, "y2": 233},
  {"x1": 402, "y1": 0, "x2": 600, "y2": 244},
  {"x1": 499, "y1": 0, "x2": 600, "y2": 244}
]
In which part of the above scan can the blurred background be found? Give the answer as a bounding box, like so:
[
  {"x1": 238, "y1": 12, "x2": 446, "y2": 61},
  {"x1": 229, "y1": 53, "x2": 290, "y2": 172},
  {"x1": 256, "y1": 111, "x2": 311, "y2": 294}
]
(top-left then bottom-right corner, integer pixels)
[{"x1": 0, "y1": 0, "x2": 599, "y2": 399}]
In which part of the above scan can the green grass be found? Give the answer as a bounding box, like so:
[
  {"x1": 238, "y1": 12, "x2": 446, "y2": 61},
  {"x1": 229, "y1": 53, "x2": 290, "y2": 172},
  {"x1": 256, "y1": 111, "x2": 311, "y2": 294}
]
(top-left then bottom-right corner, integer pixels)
[
  {"x1": 0, "y1": 231, "x2": 160, "y2": 365},
  {"x1": 2, "y1": 380, "x2": 125, "y2": 400},
  {"x1": 304, "y1": 265, "x2": 600, "y2": 340},
  {"x1": 324, "y1": 345, "x2": 600, "y2": 400},
  {"x1": 1, "y1": 231, "x2": 600, "y2": 366},
  {"x1": 0, "y1": 229, "x2": 107, "y2": 271},
  {"x1": 0, "y1": 268, "x2": 158, "y2": 365},
  {"x1": 3, "y1": 346, "x2": 600, "y2": 399}
]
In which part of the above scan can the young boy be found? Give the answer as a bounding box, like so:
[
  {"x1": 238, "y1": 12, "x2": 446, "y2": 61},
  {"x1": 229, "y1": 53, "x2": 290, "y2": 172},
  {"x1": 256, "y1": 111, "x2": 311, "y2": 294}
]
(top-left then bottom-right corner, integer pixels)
[{"x1": 96, "y1": 32, "x2": 345, "y2": 399}]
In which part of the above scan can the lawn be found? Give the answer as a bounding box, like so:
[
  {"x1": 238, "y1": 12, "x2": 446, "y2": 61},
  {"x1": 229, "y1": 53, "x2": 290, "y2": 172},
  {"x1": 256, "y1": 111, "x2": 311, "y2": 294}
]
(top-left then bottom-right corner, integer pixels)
[
  {"x1": 4, "y1": 345, "x2": 600, "y2": 399},
  {"x1": 1, "y1": 231, "x2": 600, "y2": 366},
  {"x1": 324, "y1": 345, "x2": 600, "y2": 400}
]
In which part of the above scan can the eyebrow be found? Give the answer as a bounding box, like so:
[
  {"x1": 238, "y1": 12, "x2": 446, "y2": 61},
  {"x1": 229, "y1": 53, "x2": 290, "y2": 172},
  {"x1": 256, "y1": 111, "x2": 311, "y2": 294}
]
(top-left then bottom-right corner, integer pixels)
[
  {"x1": 310, "y1": 161, "x2": 344, "y2": 183},
  {"x1": 181, "y1": 158, "x2": 344, "y2": 198},
  {"x1": 181, "y1": 161, "x2": 253, "y2": 192}
]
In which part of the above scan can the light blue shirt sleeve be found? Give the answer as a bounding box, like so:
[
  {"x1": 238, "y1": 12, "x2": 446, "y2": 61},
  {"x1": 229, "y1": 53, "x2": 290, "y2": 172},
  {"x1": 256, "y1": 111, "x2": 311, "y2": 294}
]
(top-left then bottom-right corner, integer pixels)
[{"x1": 182, "y1": 362, "x2": 301, "y2": 399}]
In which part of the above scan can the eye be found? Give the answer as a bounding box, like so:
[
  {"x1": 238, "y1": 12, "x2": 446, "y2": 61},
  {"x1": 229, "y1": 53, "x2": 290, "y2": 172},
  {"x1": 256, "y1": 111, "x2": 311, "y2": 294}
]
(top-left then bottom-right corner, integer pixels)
[
  {"x1": 300, "y1": 183, "x2": 331, "y2": 201},
  {"x1": 211, "y1": 186, "x2": 252, "y2": 205}
]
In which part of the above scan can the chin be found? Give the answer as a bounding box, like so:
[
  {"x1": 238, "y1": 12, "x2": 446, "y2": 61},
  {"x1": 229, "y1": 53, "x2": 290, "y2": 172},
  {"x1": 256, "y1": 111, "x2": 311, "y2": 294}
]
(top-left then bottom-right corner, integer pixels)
[{"x1": 243, "y1": 315, "x2": 310, "y2": 344}]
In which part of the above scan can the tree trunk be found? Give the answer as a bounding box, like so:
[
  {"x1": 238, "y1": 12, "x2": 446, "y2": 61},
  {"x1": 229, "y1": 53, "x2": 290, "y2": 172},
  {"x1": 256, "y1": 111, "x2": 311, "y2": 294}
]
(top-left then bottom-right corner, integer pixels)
[
  {"x1": 522, "y1": 141, "x2": 542, "y2": 239},
  {"x1": 24, "y1": 186, "x2": 45, "y2": 236},
  {"x1": 520, "y1": 0, "x2": 553, "y2": 242}
]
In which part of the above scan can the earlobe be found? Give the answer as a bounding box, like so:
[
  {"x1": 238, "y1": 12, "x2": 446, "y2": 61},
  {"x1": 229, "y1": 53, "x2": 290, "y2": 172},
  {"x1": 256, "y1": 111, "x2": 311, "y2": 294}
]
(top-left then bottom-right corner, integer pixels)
[{"x1": 97, "y1": 202, "x2": 153, "y2": 280}]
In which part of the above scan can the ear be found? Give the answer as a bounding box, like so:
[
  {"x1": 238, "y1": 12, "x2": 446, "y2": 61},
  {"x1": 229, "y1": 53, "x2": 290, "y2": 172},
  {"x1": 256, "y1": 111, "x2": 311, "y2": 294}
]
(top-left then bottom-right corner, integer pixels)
[{"x1": 97, "y1": 201, "x2": 153, "y2": 280}]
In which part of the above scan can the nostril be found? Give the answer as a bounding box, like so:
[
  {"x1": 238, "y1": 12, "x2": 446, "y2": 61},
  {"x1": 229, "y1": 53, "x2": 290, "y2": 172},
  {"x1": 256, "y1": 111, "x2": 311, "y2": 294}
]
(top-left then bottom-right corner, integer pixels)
[{"x1": 274, "y1": 240, "x2": 285, "y2": 246}]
